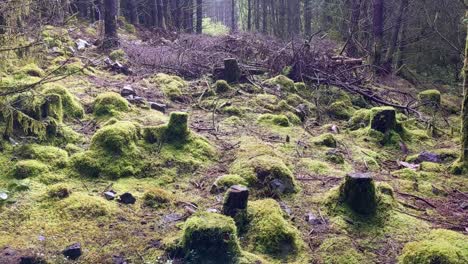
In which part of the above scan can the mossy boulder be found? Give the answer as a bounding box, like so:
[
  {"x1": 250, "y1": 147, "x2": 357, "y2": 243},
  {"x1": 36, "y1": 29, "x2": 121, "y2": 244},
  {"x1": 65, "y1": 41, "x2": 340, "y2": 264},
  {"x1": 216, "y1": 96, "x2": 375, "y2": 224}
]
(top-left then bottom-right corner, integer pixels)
[
  {"x1": 93, "y1": 92, "x2": 129, "y2": 117},
  {"x1": 257, "y1": 114, "x2": 290, "y2": 127},
  {"x1": 214, "y1": 80, "x2": 232, "y2": 94},
  {"x1": 42, "y1": 83, "x2": 84, "y2": 119},
  {"x1": 398, "y1": 229, "x2": 468, "y2": 264},
  {"x1": 16, "y1": 144, "x2": 69, "y2": 168},
  {"x1": 143, "y1": 188, "x2": 173, "y2": 208},
  {"x1": 109, "y1": 49, "x2": 126, "y2": 61},
  {"x1": 60, "y1": 193, "x2": 118, "y2": 219},
  {"x1": 263, "y1": 75, "x2": 296, "y2": 93},
  {"x1": 12, "y1": 160, "x2": 49, "y2": 179},
  {"x1": 231, "y1": 155, "x2": 297, "y2": 195},
  {"x1": 181, "y1": 212, "x2": 242, "y2": 263},
  {"x1": 91, "y1": 121, "x2": 138, "y2": 153},
  {"x1": 348, "y1": 109, "x2": 371, "y2": 130},
  {"x1": 245, "y1": 199, "x2": 302, "y2": 258},
  {"x1": 150, "y1": 73, "x2": 187, "y2": 101},
  {"x1": 212, "y1": 174, "x2": 248, "y2": 193},
  {"x1": 328, "y1": 100, "x2": 354, "y2": 120},
  {"x1": 313, "y1": 133, "x2": 337, "y2": 148},
  {"x1": 418, "y1": 89, "x2": 441, "y2": 109}
]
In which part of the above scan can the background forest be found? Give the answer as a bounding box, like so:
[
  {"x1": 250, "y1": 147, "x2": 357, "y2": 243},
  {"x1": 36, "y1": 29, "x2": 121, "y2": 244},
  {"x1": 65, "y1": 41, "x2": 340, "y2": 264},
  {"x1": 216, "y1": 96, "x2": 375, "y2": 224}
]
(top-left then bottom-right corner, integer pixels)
[{"x1": 0, "y1": 1, "x2": 467, "y2": 264}]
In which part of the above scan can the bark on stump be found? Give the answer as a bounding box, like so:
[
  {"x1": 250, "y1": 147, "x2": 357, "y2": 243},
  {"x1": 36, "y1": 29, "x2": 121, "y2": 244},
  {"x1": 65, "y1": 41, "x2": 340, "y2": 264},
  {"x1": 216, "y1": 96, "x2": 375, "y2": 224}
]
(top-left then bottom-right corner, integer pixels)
[
  {"x1": 223, "y1": 58, "x2": 241, "y2": 83},
  {"x1": 370, "y1": 108, "x2": 396, "y2": 134},
  {"x1": 340, "y1": 172, "x2": 377, "y2": 215},
  {"x1": 223, "y1": 185, "x2": 249, "y2": 217}
]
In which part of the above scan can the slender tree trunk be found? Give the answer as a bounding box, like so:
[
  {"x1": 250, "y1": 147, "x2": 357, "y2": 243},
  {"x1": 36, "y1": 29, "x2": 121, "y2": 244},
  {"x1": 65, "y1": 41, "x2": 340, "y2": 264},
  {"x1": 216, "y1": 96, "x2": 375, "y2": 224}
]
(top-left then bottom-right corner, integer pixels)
[
  {"x1": 158, "y1": 0, "x2": 166, "y2": 29},
  {"x1": 304, "y1": 0, "x2": 312, "y2": 36},
  {"x1": 262, "y1": 0, "x2": 268, "y2": 34},
  {"x1": 346, "y1": 0, "x2": 361, "y2": 57},
  {"x1": 459, "y1": 8, "x2": 468, "y2": 170},
  {"x1": 196, "y1": 0, "x2": 202, "y2": 33},
  {"x1": 231, "y1": 0, "x2": 236, "y2": 32},
  {"x1": 247, "y1": 0, "x2": 252, "y2": 31},
  {"x1": 103, "y1": 0, "x2": 118, "y2": 48},
  {"x1": 384, "y1": 0, "x2": 408, "y2": 73},
  {"x1": 128, "y1": 0, "x2": 138, "y2": 24},
  {"x1": 372, "y1": 0, "x2": 384, "y2": 70}
]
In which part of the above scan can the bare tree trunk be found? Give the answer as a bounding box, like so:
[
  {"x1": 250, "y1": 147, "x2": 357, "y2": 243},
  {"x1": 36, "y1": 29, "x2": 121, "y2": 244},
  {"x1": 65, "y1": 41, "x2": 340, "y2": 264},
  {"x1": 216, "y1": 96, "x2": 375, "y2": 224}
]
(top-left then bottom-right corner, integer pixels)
[
  {"x1": 103, "y1": 0, "x2": 118, "y2": 48},
  {"x1": 304, "y1": 0, "x2": 312, "y2": 36},
  {"x1": 346, "y1": 0, "x2": 361, "y2": 57},
  {"x1": 262, "y1": 0, "x2": 268, "y2": 34},
  {"x1": 128, "y1": 0, "x2": 138, "y2": 24},
  {"x1": 231, "y1": 0, "x2": 236, "y2": 32},
  {"x1": 371, "y1": 0, "x2": 384, "y2": 71},
  {"x1": 247, "y1": 0, "x2": 251, "y2": 31},
  {"x1": 383, "y1": 0, "x2": 407, "y2": 72},
  {"x1": 196, "y1": 0, "x2": 202, "y2": 33}
]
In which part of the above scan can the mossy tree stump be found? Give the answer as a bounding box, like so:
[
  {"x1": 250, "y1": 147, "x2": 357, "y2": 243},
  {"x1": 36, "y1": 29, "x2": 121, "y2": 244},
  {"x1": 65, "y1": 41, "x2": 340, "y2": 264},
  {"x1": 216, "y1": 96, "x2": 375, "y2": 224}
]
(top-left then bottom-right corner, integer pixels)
[
  {"x1": 370, "y1": 107, "x2": 396, "y2": 134},
  {"x1": 418, "y1": 89, "x2": 441, "y2": 110},
  {"x1": 223, "y1": 185, "x2": 249, "y2": 217},
  {"x1": 339, "y1": 172, "x2": 377, "y2": 215},
  {"x1": 224, "y1": 58, "x2": 241, "y2": 83},
  {"x1": 166, "y1": 112, "x2": 189, "y2": 142}
]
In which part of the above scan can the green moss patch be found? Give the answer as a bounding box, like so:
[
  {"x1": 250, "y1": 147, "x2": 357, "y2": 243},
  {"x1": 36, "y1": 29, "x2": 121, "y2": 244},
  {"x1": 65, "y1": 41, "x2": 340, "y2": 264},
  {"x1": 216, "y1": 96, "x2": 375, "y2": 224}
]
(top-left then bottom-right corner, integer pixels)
[
  {"x1": 180, "y1": 212, "x2": 242, "y2": 263},
  {"x1": 59, "y1": 192, "x2": 119, "y2": 219},
  {"x1": 16, "y1": 144, "x2": 68, "y2": 168},
  {"x1": 257, "y1": 114, "x2": 290, "y2": 127},
  {"x1": 399, "y1": 229, "x2": 468, "y2": 264},
  {"x1": 42, "y1": 83, "x2": 84, "y2": 119},
  {"x1": 245, "y1": 199, "x2": 303, "y2": 259},
  {"x1": 315, "y1": 236, "x2": 370, "y2": 264},
  {"x1": 143, "y1": 188, "x2": 173, "y2": 208},
  {"x1": 149, "y1": 73, "x2": 187, "y2": 101},
  {"x1": 263, "y1": 75, "x2": 296, "y2": 93},
  {"x1": 214, "y1": 80, "x2": 232, "y2": 94},
  {"x1": 312, "y1": 133, "x2": 337, "y2": 148},
  {"x1": 12, "y1": 160, "x2": 49, "y2": 179}
]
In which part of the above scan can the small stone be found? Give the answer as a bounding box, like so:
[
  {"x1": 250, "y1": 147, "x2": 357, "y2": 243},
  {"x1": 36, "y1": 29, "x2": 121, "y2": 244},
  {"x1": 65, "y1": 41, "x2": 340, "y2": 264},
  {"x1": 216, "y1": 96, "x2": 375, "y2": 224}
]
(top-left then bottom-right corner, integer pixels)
[
  {"x1": 149, "y1": 102, "x2": 167, "y2": 113},
  {"x1": 62, "y1": 243, "x2": 82, "y2": 260},
  {"x1": 104, "y1": 191, "x2": 116, "y2": 200},
  {"x1": 163, "y1": 213, "x2": 183, "y2": 223},
  {"x1": 120, "y1": 85, "x2": 136, "y2": 97},
  {"x1": 112, "y1": 255, "x2": 128, "y2": 264},
  {"x1": 460, "y1": 202, "x2": 468, "y2": 210},
  {"x1": 19, "y1": 255, "x2": 46, "y2": 264},
  {"x1": 305, "y1": 212, "x2": 322, "y2": 225},
  {"x1": 0, "y1": 192, "x2": 8, "y2": 200},
  {"x1": 270, "y1": 179, "x2": 286, "y2": 194},
  {"x1": 279, "y1": 201, "x2": 292, "y2": 216},
  {"x1": 207, "y1": 208, "x2": 219, "y2": 213},
  {"x1": 118, "y1": 192, "x2": 136, "y2": 204},
  {"x1": 133, "y1": 96, "x2": 145, "y2": 104},
  {"x1": 416, "y1": 151, "x2": 442, "y2": 163},
  {"x1": 295, "y1": 104, "x2": 310, "y2": 122},
  {"x1": 75, "y1": 39, "x2": 90, "y2": 51}
]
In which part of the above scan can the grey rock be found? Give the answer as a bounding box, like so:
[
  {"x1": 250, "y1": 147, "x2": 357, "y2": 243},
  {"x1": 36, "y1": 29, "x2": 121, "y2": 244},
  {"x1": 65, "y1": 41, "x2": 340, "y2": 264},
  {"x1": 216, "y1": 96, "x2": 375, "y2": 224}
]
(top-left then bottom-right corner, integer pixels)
[
  {"x1": 416, "y1": 151, "x2": 442, "y2": 163},
  {"x1": 62, "y1": 243, "x2": 82, "y2": 260},
  {"x1": 120, "y1": 85, "x2": 136, "y2": 97},
  {"x1": 149, "y1": 102, "x2": 167, "y2": 113},
  {"x1": 75, "y1": 39, "x2": 90, "y2": 51},
  {"x1": 270, "y1": 179, "x2": 286, "y2": 194},
  {"x1": 104, "y1": 191, "x2": 116, "y2": 200},
  {"x1": 118, "y1": 193, "x2": 136, "y2": 204},
  {"x1": 305, "y1": 212, "x2": 322, "y2": 225}
]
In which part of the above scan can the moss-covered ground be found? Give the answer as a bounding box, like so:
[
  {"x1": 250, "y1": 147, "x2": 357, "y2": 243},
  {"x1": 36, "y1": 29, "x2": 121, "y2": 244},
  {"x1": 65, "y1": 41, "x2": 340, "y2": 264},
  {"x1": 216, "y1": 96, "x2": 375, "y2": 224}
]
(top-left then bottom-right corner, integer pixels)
[{"x1": 0, "y1": 22, "x2": 466, "y2": 264}]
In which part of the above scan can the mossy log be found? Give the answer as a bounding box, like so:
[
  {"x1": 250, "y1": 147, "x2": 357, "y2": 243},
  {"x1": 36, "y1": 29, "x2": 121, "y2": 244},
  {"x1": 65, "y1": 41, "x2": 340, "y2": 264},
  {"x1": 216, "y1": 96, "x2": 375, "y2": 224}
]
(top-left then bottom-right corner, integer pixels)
[
  {"x1": 339, "y1": 172, "x2": 377, "y2": 215},
  {"x1": 223, "y1": 185, "x2": 249, "y2": 217}
]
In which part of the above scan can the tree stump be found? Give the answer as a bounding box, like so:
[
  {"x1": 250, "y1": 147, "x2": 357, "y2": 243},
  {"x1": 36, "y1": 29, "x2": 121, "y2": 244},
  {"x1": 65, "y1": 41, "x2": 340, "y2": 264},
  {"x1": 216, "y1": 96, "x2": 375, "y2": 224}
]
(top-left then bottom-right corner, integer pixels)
[
  {"x1": 223, "y1": 58, "x2": 241, "y2": 83},
  {"x1": 339, "y1": 172, "x2": 377, "y2": 215},
  {"x1": 223, "y1": 185, "x2": 249, "y2": 217},
  {"x1": 370, "y1": 107, "x2": 396, "y2": 134},
  {"x1": 166, "y1": 112, "x2": 189, "y2": 142}
]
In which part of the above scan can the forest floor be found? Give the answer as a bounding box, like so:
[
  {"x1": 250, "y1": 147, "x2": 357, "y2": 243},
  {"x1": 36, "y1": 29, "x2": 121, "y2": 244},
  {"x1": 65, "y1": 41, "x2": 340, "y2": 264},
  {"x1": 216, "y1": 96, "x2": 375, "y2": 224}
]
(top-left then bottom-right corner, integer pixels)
[{"x1": 0, "y1": 22, "x2": 467, "y2": 264}]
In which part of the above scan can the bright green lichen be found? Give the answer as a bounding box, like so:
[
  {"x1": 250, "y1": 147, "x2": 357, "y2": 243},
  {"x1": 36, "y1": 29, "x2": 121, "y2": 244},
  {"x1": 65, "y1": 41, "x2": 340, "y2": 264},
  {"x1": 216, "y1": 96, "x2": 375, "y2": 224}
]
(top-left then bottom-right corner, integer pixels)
[
  {"x1": 257, "y1": 114, "x2": 290, "y2": 127},
  {"x1": 12, "y1": 160, "x2": 49, "y2": 179},
  {"x1": 42, "y1": 83, "x2": 84, "y2": 119},
  {"x1": 143, "y1": 188, "x2": 173, "y2": 208},
  {"x1": 398, "y1": 229, "x2": 468, "y2": 264},
  {"x1": 180, "y1": 212, "x2": 241, "y2": 263},
  {"x1": 245, "y1": 199, "x2": 303, "y2": 259},
  {"x1": 93, "y1": 92, "x2": 129, "y2": 117},
  {"x1": 150, "y1": 73, "x2": 187, "y2": 101}
]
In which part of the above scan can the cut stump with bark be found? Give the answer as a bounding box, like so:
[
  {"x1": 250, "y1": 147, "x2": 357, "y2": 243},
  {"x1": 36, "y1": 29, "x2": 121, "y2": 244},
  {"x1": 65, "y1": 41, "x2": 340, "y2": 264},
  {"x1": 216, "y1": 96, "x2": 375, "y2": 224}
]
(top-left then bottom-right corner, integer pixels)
[
  {"x1": 339, "y1": 172, "x2": 377, "y2": 215},
  {"x1": 223, "y1": 185, "x2": 249, "y2": 217}
]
